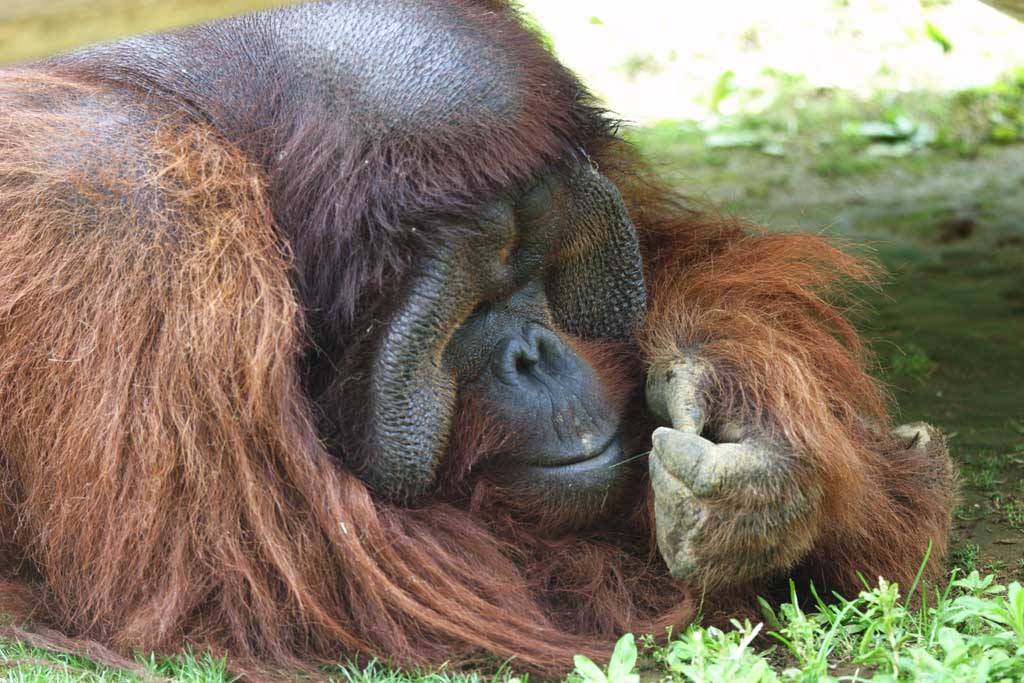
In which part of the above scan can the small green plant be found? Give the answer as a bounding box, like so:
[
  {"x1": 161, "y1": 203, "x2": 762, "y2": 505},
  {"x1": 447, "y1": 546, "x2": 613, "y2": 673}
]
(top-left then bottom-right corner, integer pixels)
[
  {"x1": 966, "y1": 452, "x2": 1004, "y2": 492},
  {"x1": 709, "y1": 69, "x2": 737, "y2": 114},
  {"x1": 924, "y1": 22, "x2": 953, "y2": 53},
  {"x1": 951, "y1": 541, "x2": 980, "y2": 573},
  {"x1": 1005, "y1": 498, "x2": 1024, "y2": 529},
  {"x1": 572, "y1": 633, "x2": 639, "y2": 683},
  {"x1": 888, "y1": 343, "x2": 936, "y2": 383},
  {"x1": 660, "y1": 621, "x2": 774, "y2": 683}
]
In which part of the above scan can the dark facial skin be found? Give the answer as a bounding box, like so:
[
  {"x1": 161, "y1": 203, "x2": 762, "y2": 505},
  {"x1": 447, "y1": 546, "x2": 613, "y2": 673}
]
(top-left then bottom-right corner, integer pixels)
[
  {"x1": 367, "y1": 163, "x2": 646, "y2": 510},
  {"x1": 446, "y1": 277, "x2": 624, "y2": 493},
  {"x1": 45, "y1": 0, "x2": 644, "y2": 520}
]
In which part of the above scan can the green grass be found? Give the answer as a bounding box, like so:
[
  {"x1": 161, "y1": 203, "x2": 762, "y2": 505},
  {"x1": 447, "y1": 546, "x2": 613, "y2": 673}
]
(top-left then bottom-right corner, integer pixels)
[
  {"x1": 0, "y1": 645, "x2": 234, "y2": 683},
  {"x1": 7, "y1": 571, "x2": 1023, "y2": 682},
  {"x1": 0, "y1": 643, "x2": 523, "y2": 683},
  {"x1": 572, "y1": 570, "x2": 1024, "y2": 683}
]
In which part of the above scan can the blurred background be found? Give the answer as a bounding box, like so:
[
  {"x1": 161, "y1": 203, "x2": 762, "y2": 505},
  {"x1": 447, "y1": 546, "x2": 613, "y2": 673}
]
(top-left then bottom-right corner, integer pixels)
[
  {"x1": 525, "y1": 0, "x2": 1024, "y2": 122},
  {"x1": 2, "y1": 0, "x2": 1023, "y2": 580}
]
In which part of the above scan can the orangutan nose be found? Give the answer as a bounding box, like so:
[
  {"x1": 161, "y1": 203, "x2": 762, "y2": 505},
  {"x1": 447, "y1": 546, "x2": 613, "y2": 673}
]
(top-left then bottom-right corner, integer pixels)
[{"x1": 496, "y1": 324, "x2": 566, "y2": 385}]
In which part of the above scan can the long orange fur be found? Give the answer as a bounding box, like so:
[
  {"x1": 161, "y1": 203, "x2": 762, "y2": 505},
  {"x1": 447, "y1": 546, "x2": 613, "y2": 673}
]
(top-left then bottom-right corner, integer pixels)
[{"x1": 0, "y1": 69, "x2": 955, "y2": 679}]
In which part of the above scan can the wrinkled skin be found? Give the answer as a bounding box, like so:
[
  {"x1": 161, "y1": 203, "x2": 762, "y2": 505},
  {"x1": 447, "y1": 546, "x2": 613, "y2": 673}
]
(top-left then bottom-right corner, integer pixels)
[
  {"x1": 645, "y1": 359, "x2": 946, "y2": 586},
  {"x1": 645, "y1": 358, "x2": 823, "y2": 585},
  {"x1": 369, "y1": 164, "x2": 645, "y2": 502}
]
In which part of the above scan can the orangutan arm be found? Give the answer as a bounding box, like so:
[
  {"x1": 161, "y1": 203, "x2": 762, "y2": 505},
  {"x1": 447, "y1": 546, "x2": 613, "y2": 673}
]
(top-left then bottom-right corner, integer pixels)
[{"x1": 637, "y1": 217, "x2": 957, "y2": 593}]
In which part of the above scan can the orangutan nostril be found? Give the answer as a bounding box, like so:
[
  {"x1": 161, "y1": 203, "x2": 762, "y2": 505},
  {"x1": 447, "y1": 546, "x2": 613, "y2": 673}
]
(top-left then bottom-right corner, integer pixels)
[{"x1": 514, "y1": 351, "x2": 537, "y2": 376}]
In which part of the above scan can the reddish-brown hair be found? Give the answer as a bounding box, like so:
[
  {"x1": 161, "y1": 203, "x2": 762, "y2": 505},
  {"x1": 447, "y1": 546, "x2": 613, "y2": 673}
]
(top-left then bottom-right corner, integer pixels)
[{"x1": 0, "y1": 52, "x2": 954, "y2": 682}]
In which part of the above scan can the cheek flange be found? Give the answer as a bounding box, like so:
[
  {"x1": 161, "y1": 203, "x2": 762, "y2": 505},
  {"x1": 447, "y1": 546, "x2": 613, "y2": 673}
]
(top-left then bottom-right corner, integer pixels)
[
  {"x1": 547, "y1": 164, "x2": 647, "y2": 341},
  {"x1": 364, "y1": 163, "x2": 646, "y2": 503},
  {"x1": 365, "y1": 202, "x2": 518, "y2": 502},
  {"x1": 366, "y1": 248, "x2": 472, "y2": 502}
]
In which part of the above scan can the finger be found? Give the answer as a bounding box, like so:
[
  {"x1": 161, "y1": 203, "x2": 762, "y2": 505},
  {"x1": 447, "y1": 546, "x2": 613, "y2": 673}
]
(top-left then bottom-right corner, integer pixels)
[
  {"x1": 650, "y1": 427, "x2": 714, "y2": 492},
  {"x1": 645, "y1": 365, "x2": 678, "y2": 425},
  {"x1": 645, "y1": 359, "x2": 709, "y2": 433},
  {"x1": 652, "y1": 428, "x2": 782, "y2": 499}
]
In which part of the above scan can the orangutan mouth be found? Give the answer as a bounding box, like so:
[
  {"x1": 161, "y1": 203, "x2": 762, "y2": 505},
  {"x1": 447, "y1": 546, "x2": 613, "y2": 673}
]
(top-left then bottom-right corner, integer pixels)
[{"x1": 523, "y1": 437, "x2": 627, "y2": 479}]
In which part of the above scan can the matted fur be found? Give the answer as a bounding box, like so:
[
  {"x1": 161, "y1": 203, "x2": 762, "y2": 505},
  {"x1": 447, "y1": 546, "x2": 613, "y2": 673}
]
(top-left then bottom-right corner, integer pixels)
[{"x1": 0, "y1": 65, "x2": 954, "y2": 681}]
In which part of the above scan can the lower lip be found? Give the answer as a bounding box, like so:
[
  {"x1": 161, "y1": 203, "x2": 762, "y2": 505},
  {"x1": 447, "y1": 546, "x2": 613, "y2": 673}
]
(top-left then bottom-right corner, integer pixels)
[{"x1": 523, "y1": 439, "x2": 627, "y2": 477}]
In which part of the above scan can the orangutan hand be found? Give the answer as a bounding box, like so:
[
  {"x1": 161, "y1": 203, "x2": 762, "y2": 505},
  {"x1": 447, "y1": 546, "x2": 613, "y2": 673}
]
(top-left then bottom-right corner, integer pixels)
[{"x1": 645, "y1": 358, "x2": 823, "y2": 589}]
